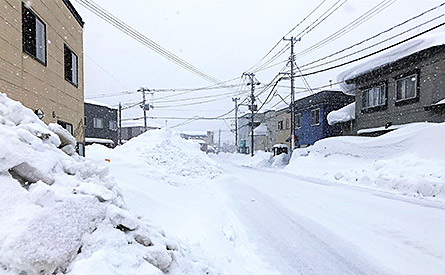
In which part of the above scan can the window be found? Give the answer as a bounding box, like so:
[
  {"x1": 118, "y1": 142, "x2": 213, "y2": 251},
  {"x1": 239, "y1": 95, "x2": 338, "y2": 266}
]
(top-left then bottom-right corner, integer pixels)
[
  {"x1": 109, "y1": 120, "x2": 118, "y2": 131},
  {"x1": 93, "y1": 118, "x2": 103, "y2": 128},
  {"x1": 57, "y1": 120, "x2": 73, "y2": 135},
  {"x1": 285, "y1": 119, "x2": 289, "y2": 129},
  {"x1": 295, "y1": 113, "x2": 301, "y2": 128},
  {"x1": 64, "y1": 44, "x2": 78, "y2": 86},
  {"x1": 22, "y1": 3, "x2": 46, "y2": 64},
  {"x1": 311, "y1": 109, "x2": 320, "y2": 126},
  {"x1": 396, "y1": 74, "x2": 417, "y2": 102},
  {"x1": 277, "y1": 121, "x2": 283, "y2": 130},
  {"x1": 362, "y1": 84, "x2": 386, "y2": 109}
]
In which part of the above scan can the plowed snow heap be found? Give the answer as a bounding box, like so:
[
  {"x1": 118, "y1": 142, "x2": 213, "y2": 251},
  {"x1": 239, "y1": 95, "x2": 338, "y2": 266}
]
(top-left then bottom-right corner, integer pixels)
[{"x1": 0, "y1": 93, "x2": 210, "y2": 274}]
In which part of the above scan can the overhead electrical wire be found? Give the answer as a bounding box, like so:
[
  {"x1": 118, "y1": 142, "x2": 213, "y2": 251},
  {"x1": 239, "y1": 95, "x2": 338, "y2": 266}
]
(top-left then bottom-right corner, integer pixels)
[
  {"x1": 296, "y1": 21, "x2": 445, "y2": 77},
  {"x1": 299, "y1": 13, "x2": 445, "y2": 72},
  {"x1": 298, "y1": 2, "x2": 445, "y2": 70},
  {"x1": 74, "y1": 0, "x2": 220, "y2": 83},
  {"x1": 294, "y1": 0, "x2": 397, "y2": 58},
  {"x1": 244, "y1": 0, "x2": 328, "y2": 73}
]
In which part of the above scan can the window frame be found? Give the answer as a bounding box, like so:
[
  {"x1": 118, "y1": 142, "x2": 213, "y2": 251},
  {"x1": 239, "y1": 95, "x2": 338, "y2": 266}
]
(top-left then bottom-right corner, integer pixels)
[
  {"x1": 93, "y1": 117, "x2": 104, "y2": 129},
  {"x1": 22, "y1": 3, "x2": 47, "y2": 66},
  {"x1": 311, "y1": 108, "x2": 320, "y2": 126},
  {"x1": 277, "y1": 120, "x2": 283, "y2": 130},
  {"x1": 57, "y1": 120, "x2": 73, "y2": 135},
  {"x1": 285, "y1": 118, "x2": 289, "y2": 129},
  {"x1": 295, "y1": 113, "x2": 301, "y2": 128},
  {"x1": 64, "y1": 44, "x2": 79, "y2": 87},
  {"x1": 109, "y1": 120, "x2": 118, "y2": 131},
  {"x1": 361, "y1": 82, "x2": 387, "y2": 113},
  {"x1": 395, "y1": 72, "x2": 419, "y2": 106}
]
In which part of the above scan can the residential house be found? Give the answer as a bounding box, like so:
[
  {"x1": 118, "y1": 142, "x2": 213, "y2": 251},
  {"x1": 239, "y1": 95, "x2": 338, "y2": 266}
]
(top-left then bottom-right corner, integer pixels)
[
  {"x1": 275, "y1": 105, "x2": 291, "y2": 148},
  {"x1": 340, "y1": 44, "x2": 445, "y2": 136},
  {"x1": 121, "y1": 120, "x2": 161, "y2": 141},
  {"x1": 237, "y1": 112, "x2": 264, "y2": 154},
  {"x1": 0, "y1": 0, "x2": 85, "y2": 153},
  {"x1": 84, "y1": 100, "x2": 118, "y2": 147},
  {"x1": 180, "y1": 131, "x2": 215, "y2": 153},
  {"x1": 294, "y1": 90, "x2": 354, "y2": 147}
]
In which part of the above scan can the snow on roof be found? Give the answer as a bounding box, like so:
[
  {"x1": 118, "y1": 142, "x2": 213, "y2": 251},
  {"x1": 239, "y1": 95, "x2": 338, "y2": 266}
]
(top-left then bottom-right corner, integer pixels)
[
  {"x1": 121, "y1": 119, "x2": 161, "y2": 128},
  {"x1": 180, "y1": 130, "x2": 208, "y2": 136},
  {"x1": 327, "y1": 102, "x2": 355, "y2": 126},
  {"x1": 251, "y1": 124, "x2": 268, "y2": 136},
  {"x1": 337, "y1": 32, "x2": 445, "y2": 95},
  {"x1": 85, "y1": 137, "x2": 114, "y2": 144},
  {"x1": 272, "y1": 144, "x2": 289, "y2": 149},
  {"x1": 434, "y1": 98, "x2": 445, "y2": 105},
  {"x1": 84, "y1": 99, "x2": 117, "y2": 110}
]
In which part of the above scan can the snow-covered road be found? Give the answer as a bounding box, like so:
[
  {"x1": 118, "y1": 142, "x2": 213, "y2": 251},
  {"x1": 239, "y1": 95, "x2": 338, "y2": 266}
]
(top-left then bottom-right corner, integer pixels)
[
  {"x1": 215, "y1": 161, "x2": 445, "y2": 275},
  {"x1": 87, "y1": 143, "x2": 445, "y2": 275}
]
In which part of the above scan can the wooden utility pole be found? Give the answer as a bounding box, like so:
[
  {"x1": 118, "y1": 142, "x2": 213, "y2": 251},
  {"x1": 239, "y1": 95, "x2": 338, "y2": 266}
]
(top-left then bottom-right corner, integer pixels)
[
  {"x1": 283, "y1": 36, "x2": 300, "y2": 153},
  {"x1": 232, "y1": 97, "x2": 240, "y2": 151},
  {"x1": 118, "y1": 102, "x2": 122, "y2": 145},
  {"x1": 243, "y1": 73, "x2": 260, "y2": 157}
]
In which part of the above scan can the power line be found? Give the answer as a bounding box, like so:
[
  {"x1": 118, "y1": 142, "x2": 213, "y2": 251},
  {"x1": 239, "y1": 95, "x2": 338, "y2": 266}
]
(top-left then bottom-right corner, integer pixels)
[
  {"x1": 294, "y1": 0, "x2": 396, "y2": 58},
  {"x1": 299, "y1": 13, "x2": 445, "y2": 72},
  {"x1": 244, "y1": 0, "x2": 328, "y2": 73},
  {"x1": 297, "y1": 21, "x2": 445, "y2": 77},
  {"x1": 74, "y1": 0, "x2": 220, "y2": 83}
]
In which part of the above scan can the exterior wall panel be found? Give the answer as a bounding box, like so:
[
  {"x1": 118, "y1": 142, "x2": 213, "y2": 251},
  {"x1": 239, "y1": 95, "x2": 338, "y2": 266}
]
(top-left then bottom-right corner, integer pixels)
[{"x1": 0, "y1": 0, "x2": 84, "y2": 142}]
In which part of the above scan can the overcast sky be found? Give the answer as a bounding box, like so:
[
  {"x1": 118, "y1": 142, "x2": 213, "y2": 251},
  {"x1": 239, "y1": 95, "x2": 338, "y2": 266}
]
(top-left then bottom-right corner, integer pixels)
[{"x1": 71, "y1": 0, "x2": 444, "y2": 143}]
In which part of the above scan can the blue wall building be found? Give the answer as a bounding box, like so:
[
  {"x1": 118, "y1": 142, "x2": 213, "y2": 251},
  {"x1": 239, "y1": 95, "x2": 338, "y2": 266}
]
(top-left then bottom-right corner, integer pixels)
[{"x1": 294, "y1": 90, "x2": 354, "y2": 147}]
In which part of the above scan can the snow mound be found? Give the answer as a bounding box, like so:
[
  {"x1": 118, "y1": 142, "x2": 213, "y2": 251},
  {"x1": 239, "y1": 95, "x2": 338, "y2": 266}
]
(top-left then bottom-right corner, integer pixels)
[
  {"x1": 0, "y1": 93, "x2": 210, "y2": 274},
  {"x1": 113, "y1": 129, "x2": 221, "y2": 182},
  {"x1": 285, "y1": 122, "x2": 445, "y2": 201}
]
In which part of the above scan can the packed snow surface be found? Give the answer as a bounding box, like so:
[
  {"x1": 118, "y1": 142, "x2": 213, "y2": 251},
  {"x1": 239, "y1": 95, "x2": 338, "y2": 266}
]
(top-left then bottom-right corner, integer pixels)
[
  {"x1": 0, "y1": 93, "x2": 211, "y2": 274},
  {"x1": 286, "y1": 122, "x2": 445, "y2": 201}
]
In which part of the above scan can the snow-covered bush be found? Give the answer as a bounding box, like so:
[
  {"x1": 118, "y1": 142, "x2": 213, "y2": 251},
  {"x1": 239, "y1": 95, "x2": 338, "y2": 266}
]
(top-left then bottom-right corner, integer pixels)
[{"x1": 0, "y1": 93, "x2": 210, "y2": 274}]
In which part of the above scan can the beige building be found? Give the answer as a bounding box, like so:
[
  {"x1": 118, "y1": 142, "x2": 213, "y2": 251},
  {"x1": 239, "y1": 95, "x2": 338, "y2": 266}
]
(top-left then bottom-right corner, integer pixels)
[
  {"x1": 275, "y1": 106, "x2": 291, "y2": 147},
  {"x1": 0, "y1": 0, "x2": 84, "y2": 149}
]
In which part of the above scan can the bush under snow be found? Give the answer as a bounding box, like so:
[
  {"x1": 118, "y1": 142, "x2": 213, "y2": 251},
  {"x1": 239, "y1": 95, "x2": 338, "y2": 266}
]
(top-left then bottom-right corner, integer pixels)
[
  {"x1": 0, "y1": 93, "x2": 211, "y2": 274},
  {"x1": 285, "y1": 122, "x2": 445, "y2": 201}
]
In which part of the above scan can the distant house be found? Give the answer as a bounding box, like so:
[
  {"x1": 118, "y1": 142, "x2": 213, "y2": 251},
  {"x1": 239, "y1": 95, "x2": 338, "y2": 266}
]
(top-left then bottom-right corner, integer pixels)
[
  {"x1": 121, "y1": 120, "x2": 161, "y2": 141},
  {"x1": 0, "y1": 0, "x2": 85, "y2": 154},
  {"x1": 341, "y1": 44, "x2": 445, "y2": 136},
  {"x1": 237, "y1": 112, "x2": 264, "y2": 154},
  {"x1": 84, "y1": 100, "x2": 118, "y2": 147},
  {"x1": 294, "y1": 90, "x2": 354, "y2": 147},
  {"x1": 180, "y1": 131, "x2": 215, "y2": 153},
  {"x1": 275, "y1": 106, "x2": 291, "y2": 148}
]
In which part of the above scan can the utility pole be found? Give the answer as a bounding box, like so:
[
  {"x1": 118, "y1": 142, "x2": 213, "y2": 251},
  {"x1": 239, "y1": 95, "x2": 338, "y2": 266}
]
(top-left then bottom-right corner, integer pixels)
[
  {"x1": 283, "y1": 36, "x2": 300, "y2": 154},
  {"x1": 139, "y1": 87, "x2": 150, "y2": 132},
  {"x1": 218, "y1": 129, "x2": 221, "y2": 154},
  {"x1": 243, "y1": 73, "x2": 260, "y2": 157},
  {"x1": 232, "y1": 97, "x2": 240, "y2": 151},
  {"x1": 118, "y1": 102, "x2": 122, "y2": 145}
]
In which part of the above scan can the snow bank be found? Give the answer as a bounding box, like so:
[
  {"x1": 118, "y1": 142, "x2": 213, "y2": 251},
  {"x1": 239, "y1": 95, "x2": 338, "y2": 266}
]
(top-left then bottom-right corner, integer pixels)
[
  {"x1": 337, "y1": 33, "x2": 445, "y2": 94},
  {"x1": 327, "y1": 102, "x2": 355, "y2": 125},
  {"x1": 216, "y1": 151, "x2": 287, "y2": 169},
  {"x1": 285, "y1": 122, "x2": 445, "y2": 201},
  {"x1": 0, "y1": 93, "x2": 210, "y2": 274},
  {"x1": 112, "y1": 129, "x2": 221, "y2": 184}
]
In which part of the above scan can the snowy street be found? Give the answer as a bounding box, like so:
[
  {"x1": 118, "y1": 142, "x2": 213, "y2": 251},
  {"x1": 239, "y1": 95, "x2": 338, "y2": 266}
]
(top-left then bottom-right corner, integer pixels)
[{"x1": 89, "y1": 137, "x2": 445, "y2": 275}]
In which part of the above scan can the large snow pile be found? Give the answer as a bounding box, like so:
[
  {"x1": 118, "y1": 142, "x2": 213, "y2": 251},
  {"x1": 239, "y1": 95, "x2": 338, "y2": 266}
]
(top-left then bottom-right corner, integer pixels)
[
  {"x1": 0, "y1": 93, "x2": 210, "y2": 274},
  {"x1": 112, "y1": 129, "x2": 221, "y2": 184},
  {"x1": 285, "y1": 122, "x2": 445, "y2": 201}
]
